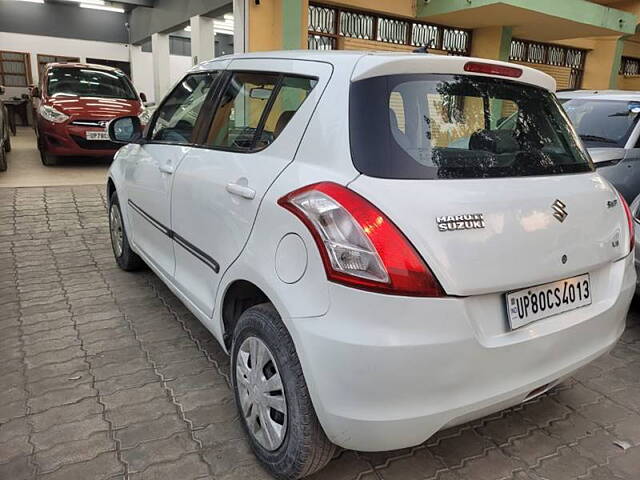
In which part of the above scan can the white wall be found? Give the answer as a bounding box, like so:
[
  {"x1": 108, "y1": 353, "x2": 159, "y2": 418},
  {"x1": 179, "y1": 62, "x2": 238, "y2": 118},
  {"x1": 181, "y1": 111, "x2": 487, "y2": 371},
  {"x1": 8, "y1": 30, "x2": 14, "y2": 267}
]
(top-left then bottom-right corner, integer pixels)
[
  {"x1": 0, "y1": 31, "x2": 196, "y2": 105},
  {"x1": 0, "y1": 31, "x2": 129, "y2": 99},
  {"x1": 130, "y1": 45, "x2": 192, "y2": 104}
]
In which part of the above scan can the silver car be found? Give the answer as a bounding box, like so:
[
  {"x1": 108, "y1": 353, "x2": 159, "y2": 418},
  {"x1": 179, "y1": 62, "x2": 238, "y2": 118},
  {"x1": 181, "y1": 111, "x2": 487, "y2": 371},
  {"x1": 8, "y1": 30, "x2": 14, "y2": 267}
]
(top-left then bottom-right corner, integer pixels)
[{"x1": 557, "y1": 90, "x2": 640, "y2": 203}]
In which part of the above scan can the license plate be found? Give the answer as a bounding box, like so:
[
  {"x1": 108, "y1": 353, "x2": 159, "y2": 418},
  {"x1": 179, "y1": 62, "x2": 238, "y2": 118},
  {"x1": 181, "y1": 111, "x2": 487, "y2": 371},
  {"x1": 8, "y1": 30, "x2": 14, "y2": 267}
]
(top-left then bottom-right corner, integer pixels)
[
  {"x1": 86, "y1": 130, "x2": 109, "y2": 141},
  {"x1": 506, "y1": 274, "x2": 591, "y2": 330}
]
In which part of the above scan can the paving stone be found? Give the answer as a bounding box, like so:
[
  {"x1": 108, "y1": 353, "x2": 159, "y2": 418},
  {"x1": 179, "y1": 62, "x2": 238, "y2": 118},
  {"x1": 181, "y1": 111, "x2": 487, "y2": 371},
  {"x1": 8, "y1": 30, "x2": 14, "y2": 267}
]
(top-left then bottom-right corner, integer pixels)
[
  {"x1": 609, "y1": 445, "x2": 640, "y2": 478},
  {"x1": 0, "y1": 455, "x2": 35, "y2": 480},
  {"x1": 0, "y1": 434, "x2": 31, "y2": 462},
  {"x1": 122, "y1": 431, "x2": 199, "y2": 472},
  {"x1": 35, "y1": 431, "x2": 115, "y2": 474},
  {"x1": 0, "y1": 400, "x2": 27, "y2": 424},
  {"x1": 28, "y1": 370, "x2": 92, "y2": 396},
  {"x1": 173, "y1": 386, "x2": 233, "y2": 412},
  {"x1": 30, "y1": 397, "x2": 103, "y2": 432},
  {"x1": 0, "y1": 417, "x2": 30, "y2": 444},
  {"x1": 533, "y1": 446, "x2": 595, "y2": 478},
  {"x1": 94, "y1": 369, "x2": 159, "y2": 395},
  {"x1": 26, "y1": 357, "x2": 87, "y2": 383},
  {"x1": 428, "y1": 429, "x2": 493, "y2": 468},
  {"x1": 105, "y1": 396, "x2": 177, "y2": 428},
  {"x1": 31, "y1": 414, "x2": 109, "y2": 451},
  {"x1": 38, "y1": 451, "x2": 122, "y2": 480},
  {"x1": 115, "y1": 414, "x2": 187, "y2": 449},
  {"x1": 29, "y1": 381, "x2": 96, "y2": 414},
  {"x1": 503, "y1": 430, "x2": 564, "y2": 466},
  {"x1": 101, "y1": 383, "x2": 167, "y2": 411},
  {"x1": 183, "y1": 400, "x2": 238, "y2": 428},
  {"x1": 202, "y1": 438, "x2": 257, "y2": 476},
  {"x1": 128, "y1": 453, "x2": 210, "y2": 480}
]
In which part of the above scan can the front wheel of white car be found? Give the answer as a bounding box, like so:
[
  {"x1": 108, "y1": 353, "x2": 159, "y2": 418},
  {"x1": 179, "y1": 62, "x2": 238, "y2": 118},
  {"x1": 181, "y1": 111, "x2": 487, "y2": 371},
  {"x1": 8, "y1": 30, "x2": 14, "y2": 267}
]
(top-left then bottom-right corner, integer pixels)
[
  {"x1": 109, "y1": 192, "x2": 143, "y2": 271},
  {"x1": 231, "y1": 303, "x2": 335, "y2": 479}
]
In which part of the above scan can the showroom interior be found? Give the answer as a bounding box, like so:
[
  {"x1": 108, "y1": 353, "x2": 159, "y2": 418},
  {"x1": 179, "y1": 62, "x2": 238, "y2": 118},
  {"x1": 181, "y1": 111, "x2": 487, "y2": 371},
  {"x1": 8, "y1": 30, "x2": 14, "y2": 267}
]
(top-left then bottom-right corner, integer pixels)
[{"x1": 2, "y1": 0, "x2": 640, "y2": 479}]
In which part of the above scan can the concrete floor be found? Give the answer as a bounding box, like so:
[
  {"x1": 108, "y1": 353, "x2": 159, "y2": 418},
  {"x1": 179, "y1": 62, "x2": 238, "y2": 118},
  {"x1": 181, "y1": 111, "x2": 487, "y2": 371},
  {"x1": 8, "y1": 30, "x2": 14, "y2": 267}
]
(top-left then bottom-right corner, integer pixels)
[{"x1": 0, "y1": 127, "x2": 110, "y2": 188}]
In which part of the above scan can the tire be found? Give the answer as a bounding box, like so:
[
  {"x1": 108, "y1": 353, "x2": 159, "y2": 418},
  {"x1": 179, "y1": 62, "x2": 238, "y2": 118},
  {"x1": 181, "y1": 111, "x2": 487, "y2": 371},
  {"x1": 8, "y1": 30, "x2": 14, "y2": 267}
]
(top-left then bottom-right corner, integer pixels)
[
  {"x1": 0, "y1": 145, "x2": 6, "y2": 172},
  {"x1": 39, "y1": 148, "x2": 56, "y2": 166},
  {"x1": 38, "y1": 135, "x2": 56, "y2": 166},
  {"x1": 3, "y1": 133, "x2": 10, "y2": 153},
  {"x1": 231, "y1": 303, "x2": 335, "y2": 479},
  {"x1": 109, "y1": 192, "x2": 143, "y2": 271}
]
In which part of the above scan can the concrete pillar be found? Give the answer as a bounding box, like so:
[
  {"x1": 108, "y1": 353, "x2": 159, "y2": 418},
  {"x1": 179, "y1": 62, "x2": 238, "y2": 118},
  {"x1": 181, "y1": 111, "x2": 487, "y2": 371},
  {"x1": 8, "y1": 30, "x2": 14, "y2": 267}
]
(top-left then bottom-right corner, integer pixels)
[
  {"x1": 581, "y1": 36, "x2": 625, "y2": 90},
  {"x1": 232, "y1": 0, "x2": 308, "y2": 53},
  {"x1": 470, "y1": 26, "x2": 513, "y2": 61},
  {"x1": 151, "y1": 32, "x2": 170, "y2": 102},
  {"x1": 190, "y1": 15, "x2": 215, "y2": 66},
  {"x1": 233, "y1": 0, "x2": 247, "y2": 53}
]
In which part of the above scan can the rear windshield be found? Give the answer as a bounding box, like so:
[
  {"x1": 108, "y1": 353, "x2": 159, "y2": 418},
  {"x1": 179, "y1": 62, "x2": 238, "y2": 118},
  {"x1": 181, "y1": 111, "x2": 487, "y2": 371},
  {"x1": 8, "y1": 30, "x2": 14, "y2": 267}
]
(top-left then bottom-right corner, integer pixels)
[
  {"x1": 559, "y1": 98, "x2": 640, "y2": 148},
  {"x1": 349, "y1": 74, "x2": 593, "y2": 179},
  {"x1": 47, "y1": 67, "x2": 137, "y2": 100}
]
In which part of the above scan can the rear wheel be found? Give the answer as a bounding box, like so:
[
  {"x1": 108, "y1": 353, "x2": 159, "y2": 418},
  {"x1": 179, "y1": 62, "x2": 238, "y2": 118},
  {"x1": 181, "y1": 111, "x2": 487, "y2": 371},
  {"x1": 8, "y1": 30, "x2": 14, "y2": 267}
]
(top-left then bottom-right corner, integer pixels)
[
  {"x1": 4, "y1": 133, "x2": 10, "y2": 153},
  {"x1": 109, "y1": 192, "x2": 143, "y2": 271},
  {"x1": 231, "y1": 303, "x2": 335, "y2": 479}
]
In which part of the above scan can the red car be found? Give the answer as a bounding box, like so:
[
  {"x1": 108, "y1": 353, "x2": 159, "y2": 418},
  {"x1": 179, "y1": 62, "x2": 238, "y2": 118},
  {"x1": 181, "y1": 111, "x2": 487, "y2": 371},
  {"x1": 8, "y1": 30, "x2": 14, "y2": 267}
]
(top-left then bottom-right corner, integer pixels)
[{"x1": 33, "y1": 63, "x2": 146, "y2": 166}]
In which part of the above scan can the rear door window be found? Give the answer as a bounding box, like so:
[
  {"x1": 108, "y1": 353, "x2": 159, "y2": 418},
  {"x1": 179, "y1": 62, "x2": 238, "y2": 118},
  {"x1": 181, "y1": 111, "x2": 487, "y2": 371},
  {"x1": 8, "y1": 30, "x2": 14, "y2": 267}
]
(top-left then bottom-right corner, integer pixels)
[
  {"x1": 350, "y1": 74, "x2": 593, "y2": 179},
  {"x1": 203, "y1": 72, "x2": 316, "y2": 151}
]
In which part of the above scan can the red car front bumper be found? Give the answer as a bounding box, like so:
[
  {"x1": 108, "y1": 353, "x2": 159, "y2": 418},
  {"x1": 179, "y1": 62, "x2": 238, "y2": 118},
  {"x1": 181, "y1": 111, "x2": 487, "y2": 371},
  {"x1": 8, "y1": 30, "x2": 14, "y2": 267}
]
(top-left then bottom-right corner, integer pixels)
[{"x1": 38, "y1": 119, "x2": 120, "y2": 157}]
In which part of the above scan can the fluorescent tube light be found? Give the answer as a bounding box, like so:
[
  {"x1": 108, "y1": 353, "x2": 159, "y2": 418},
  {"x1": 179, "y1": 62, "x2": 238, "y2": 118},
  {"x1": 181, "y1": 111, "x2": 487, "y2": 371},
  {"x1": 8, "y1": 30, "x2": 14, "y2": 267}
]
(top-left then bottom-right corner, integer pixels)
[{"x1": 80, "y1": 3, "x2": 124, "y2": 12}]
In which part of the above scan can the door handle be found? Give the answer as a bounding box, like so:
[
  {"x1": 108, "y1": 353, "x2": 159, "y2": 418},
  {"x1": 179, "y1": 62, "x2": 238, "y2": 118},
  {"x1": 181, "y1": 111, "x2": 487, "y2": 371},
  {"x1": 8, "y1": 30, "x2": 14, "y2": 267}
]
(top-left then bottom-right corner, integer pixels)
[
  {"x1": 226, "y1": 182, "x2": 256, "y2": 200},
  {"x1": 159, "y1": 163, "x2": 175, "y2": 174}
]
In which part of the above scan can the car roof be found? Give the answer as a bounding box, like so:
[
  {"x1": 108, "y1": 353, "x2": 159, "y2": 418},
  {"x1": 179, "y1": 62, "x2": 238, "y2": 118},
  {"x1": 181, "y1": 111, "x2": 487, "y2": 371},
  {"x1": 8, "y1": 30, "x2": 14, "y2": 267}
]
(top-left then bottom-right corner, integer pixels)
[
  {"x1": 195, "y1": 50, "x2": 557, "y2": 92},
  {"x1": 45, "y1": 62, "x2": 125, "y2": 74},
  {"x1": 556, "y1": 89, "x2": 640, "y2": 101}
]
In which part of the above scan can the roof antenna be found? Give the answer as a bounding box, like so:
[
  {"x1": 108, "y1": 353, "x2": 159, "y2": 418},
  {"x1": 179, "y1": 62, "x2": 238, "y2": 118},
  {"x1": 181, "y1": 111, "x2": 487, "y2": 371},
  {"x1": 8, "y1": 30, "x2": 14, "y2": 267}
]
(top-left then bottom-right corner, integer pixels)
[{"x1": 413, "y1": 46, "x2": 429, "y2": 54}]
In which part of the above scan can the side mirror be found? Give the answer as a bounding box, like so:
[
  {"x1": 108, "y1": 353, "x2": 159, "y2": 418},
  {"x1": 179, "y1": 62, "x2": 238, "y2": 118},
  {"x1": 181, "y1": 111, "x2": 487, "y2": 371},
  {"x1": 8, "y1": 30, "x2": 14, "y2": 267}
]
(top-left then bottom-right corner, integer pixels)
[
  {"x1": 108, "y1": 116, "x2": 143, "y2": 144},
  {"x1": 31, "y1": 87, "x2": 41, "y2": 99},
  {"x1": 139, "y1": 92, "x2": 147, "y2": 103}
]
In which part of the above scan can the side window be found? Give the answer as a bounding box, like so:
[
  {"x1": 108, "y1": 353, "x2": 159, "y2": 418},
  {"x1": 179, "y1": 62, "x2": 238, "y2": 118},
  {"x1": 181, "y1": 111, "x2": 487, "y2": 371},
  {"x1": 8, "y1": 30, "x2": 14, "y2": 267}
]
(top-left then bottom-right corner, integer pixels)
[
  {"x1": 258, "y1": 76, "x2": 317, "y2": 148},
  {"x1": 205, "y1": 72, "x2": 316, "y2": 151},
  {"x1": 150, "y1": 72, "x2": 216, "y2": 144}
]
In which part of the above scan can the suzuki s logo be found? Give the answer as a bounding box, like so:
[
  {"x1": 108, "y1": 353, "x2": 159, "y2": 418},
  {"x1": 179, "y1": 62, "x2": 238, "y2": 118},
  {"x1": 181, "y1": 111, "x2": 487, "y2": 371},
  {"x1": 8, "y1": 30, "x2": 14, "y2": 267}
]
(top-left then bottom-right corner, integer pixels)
[{"x1": 552, "y1": 199, "x2": 568, "y2": 223}]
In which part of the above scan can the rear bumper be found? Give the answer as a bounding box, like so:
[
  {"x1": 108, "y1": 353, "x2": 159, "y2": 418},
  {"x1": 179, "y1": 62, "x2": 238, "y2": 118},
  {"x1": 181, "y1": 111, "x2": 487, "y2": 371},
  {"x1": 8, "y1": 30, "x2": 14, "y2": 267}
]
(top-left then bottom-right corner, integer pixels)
[{"x1": 290, "y1": 254, "x2": 634, "y2": 451}]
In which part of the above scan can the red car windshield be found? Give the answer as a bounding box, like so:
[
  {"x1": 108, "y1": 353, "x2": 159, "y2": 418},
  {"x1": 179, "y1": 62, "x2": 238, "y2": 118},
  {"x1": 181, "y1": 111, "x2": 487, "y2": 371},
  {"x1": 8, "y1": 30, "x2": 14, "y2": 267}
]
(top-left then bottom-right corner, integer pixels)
[{"x1": 47, "y1": 67, "x2": 137, "y2": 100}]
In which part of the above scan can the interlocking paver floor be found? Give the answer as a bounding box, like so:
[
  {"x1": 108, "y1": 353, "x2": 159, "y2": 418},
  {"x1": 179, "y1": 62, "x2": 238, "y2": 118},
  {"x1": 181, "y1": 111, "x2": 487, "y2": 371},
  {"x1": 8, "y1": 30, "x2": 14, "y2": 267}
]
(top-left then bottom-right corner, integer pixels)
[{"x1": 1, "y1": 185, "x2": 640, "y2": 480}]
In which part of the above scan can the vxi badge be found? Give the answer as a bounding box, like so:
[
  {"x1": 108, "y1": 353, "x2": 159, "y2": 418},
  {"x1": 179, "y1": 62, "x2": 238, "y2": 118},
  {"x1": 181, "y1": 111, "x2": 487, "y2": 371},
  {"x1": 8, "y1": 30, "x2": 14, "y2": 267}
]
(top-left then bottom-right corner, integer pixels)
[{"x1": 436, "y1": 214, "x2": 486, "y2": 232}]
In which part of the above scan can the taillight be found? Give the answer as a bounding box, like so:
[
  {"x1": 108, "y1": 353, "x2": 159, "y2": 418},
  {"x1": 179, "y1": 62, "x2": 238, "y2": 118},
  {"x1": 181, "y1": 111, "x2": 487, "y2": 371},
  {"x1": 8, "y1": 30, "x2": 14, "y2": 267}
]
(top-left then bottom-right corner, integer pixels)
[
  {"x1": 620, "y1": 193, "x2": 635, "y2": 255},
  {"x1": 464, "y1": 61, "x2": 523, "y2": 78},
  {"x1": 278, "y1": 182, "x2": 444, "y2": 297}
]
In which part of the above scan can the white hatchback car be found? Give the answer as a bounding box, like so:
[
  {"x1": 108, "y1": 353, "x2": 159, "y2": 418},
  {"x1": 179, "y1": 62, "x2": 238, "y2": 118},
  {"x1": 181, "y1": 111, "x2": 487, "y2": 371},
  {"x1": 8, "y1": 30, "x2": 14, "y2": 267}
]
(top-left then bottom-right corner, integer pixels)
[{"x1": 106, "y1": 51, "x2": 636, "y2": 479}]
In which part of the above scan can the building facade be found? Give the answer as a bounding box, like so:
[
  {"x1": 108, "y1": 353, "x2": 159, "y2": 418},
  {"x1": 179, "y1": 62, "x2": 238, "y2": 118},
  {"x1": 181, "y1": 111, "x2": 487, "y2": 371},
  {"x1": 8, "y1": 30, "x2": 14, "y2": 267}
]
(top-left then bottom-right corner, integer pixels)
[{"x1": 243, "y1": 0, "x2": 640, "y2": 91}]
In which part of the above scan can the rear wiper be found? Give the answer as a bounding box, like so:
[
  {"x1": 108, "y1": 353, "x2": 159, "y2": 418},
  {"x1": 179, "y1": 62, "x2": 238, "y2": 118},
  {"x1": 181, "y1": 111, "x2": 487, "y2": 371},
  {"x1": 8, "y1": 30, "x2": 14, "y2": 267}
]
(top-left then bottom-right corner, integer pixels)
[{"x1": 579, "y1": 134, "x2": 617, "y2": 144}]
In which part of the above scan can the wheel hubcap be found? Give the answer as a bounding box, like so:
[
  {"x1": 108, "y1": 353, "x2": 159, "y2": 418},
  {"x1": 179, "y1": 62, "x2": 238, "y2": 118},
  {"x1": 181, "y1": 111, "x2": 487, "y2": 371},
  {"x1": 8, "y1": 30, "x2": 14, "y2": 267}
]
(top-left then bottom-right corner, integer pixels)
[
  {"x1": 109, "y1": 205, "x2": 124, "y2": 258},
  {"x1": 236, "y1": 336, "x2": 287, "y2": 451}
]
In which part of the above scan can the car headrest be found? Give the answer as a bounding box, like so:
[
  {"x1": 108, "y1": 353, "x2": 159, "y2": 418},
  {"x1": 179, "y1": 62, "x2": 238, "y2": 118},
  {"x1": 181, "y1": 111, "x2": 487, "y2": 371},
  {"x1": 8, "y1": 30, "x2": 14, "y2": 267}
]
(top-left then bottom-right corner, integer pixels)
[
  {"x1": 469, "y1": 129, "x2": 518, "y2": 154},
  {"x1": 274, "y1": 110, "x2": 296, "y2": 138}
]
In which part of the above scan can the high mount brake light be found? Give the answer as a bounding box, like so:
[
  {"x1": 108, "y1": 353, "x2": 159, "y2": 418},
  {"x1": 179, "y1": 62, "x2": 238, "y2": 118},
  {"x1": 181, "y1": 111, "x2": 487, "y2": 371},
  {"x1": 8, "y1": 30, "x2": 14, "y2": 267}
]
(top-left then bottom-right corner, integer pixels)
[
  {"x1": 620, "y1": 193, "x2": 635, "y2": 255},
  {"x1": 278, "y1": 182, "x2": 445, "y2": 297},
  {"x1": 464, "y1": 61, "x2": 523, "y2": 79}
]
